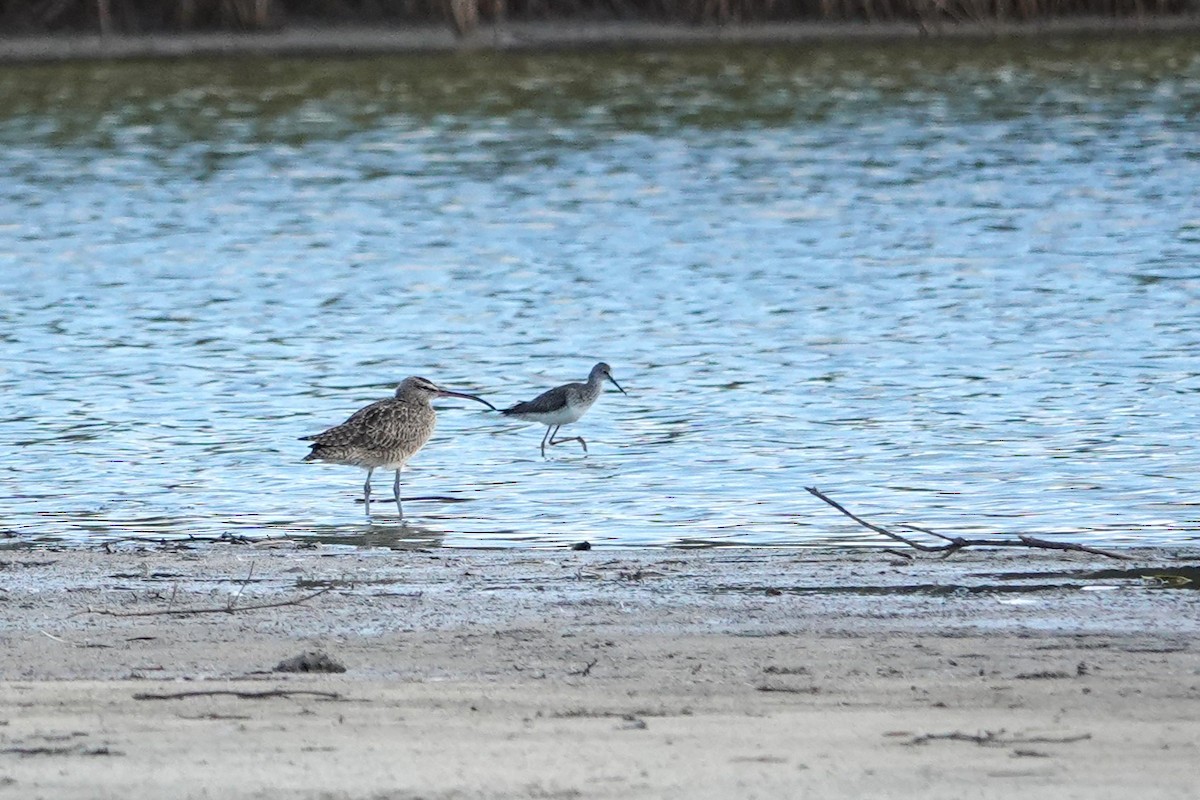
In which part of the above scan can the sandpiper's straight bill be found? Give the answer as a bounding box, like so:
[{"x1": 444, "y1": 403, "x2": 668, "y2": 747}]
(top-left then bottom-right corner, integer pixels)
[
  {"x1": 301, "y1": 376, "x2": 495, "y2": 519},
  {"x1": 501, "y1": 362, "x2": 627, "y2": 457}
]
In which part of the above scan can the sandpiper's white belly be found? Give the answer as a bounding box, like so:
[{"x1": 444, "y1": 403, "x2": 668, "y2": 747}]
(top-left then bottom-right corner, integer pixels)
[{"x1": 510, "y1": 404, "x2": 585, "y2": 427}]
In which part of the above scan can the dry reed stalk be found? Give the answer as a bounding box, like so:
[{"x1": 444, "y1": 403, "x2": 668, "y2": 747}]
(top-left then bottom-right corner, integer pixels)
[
  {"x1": 96, "y1": 0, "x2": 111, "y2": 33},
  {"x1": 447, "y1": 0, "x2": 479, "y2": 34}
]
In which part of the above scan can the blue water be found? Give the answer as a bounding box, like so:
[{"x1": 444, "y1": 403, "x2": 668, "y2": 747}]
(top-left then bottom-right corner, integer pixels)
[{"x1": 2, "y1": 38, "x2": 1199, "y2": 548}]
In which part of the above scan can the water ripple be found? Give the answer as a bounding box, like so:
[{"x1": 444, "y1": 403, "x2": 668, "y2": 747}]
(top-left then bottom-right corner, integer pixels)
[{"x1": 1, "y1": 38, "x2": 1198, "y2": 548}]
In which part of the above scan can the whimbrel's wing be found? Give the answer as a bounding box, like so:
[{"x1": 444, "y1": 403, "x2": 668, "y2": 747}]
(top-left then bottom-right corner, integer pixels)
[
  {"x1": 502, "y1": 383, "x2": 574, "y2": 416},
  {"x1": 299, "y1": 399, "x2": 392, "y2": 446}
]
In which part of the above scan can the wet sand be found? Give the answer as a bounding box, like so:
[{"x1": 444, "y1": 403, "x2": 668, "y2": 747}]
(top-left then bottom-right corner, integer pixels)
[
  {"x1": 0, "y1": 543, "x2": 1197, "y2": 798},
  {"x1": 3, "y1": 16, "x2": 1199, "y2": 63}
]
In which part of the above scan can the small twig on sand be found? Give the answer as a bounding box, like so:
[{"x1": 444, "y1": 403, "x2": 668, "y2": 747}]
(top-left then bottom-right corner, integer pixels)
[
  {"x1": 39, "y1": 629, "x2": 73, "y2": 645},
  {"x1": 39, "y1": 629, "x2": 112, "y2": 649},
  {"x1": 81, "y1": 586, "x2": 332, "y2": 618},
  {"x1": 905, "y1": 729, "x2": 1092, "y2": 746},
  {"x1": 805, "y1": 487, "x2": 1130, "y2": 561},
  {"x1": 570, "y1": 658, "x2": 599, "y2": 677},
  {"x1": 133, "y1": 689, "x2": 343, "y2": 701},
  {"x1": 229, "y1": 563, "x2": 256, "y2": 610}
]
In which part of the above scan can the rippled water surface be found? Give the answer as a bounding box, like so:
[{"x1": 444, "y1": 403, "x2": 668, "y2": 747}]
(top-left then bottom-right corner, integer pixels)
[{"x1": 2, "y1": 37, "x2": 1199, "y2": 548}]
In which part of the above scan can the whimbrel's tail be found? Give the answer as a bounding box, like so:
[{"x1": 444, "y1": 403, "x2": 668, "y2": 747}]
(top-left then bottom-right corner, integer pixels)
[{"x1": 299, "y1": 436, "x2": 328, "y2": 462}]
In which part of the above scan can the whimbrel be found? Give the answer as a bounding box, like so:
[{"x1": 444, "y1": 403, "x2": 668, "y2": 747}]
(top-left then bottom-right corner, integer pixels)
[
  {"x1": 301, "y1": 376, "x2": 495, "y2": 518},
  {"x1": 501, "y1": 362, "x2": 626, "y2": 457}
]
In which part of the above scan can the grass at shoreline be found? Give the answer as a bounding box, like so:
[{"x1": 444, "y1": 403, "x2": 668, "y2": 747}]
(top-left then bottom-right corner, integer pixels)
[
  {"x1": 2, "y1": 0, "x2": 1197, "y2": 39},
  {"x1": 2, "y1": 16, "x2": 1197, "y2": 65}
]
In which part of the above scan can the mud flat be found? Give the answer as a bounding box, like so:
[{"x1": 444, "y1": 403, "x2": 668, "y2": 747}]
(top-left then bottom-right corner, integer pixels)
[{"x1": 0, "y1": 543, "x2": 1196, "y2": 798}]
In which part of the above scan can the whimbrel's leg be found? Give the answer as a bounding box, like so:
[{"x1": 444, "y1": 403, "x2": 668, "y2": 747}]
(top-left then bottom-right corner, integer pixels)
[
  {"x1": 539, "y1": 426, "x2": 554, "y2": 457},
  {"x1": 393, "y1": 469, "x2": 403, "y2": 519},
  {"x1": 549, "y1": 430, "x2": 588, "y2": 454},
  {"x1": 363, "y1": 468, "x2": 374, "y2": 517}
]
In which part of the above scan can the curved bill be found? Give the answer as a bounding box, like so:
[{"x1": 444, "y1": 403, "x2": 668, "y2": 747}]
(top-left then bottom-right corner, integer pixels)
[
  {"x1": 436, "y1": 387, "x2": 498, "y2": 411},
  {"x1": 607, "y1": 374, "x2": 628, "y2": 395}
]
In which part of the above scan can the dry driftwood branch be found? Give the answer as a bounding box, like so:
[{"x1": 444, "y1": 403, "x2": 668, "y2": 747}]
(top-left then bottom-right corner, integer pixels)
[
  {"x1": 81, "y1": 586, "x2": 333, "y2": 618},
  {"x1": 905, "y1": 729, "x2": 1092, "y2": 746},
  {"x1": 881, "y1": 548, "x2": 915, "y2": 561},
  {"x1": 806, "y1": 487, "x2": 1130, "y2": 561},
  {"x1": 133, "y1": 689, "x2": 344, "y2": 701},
  {"x1": 1, "y1": 744, "x2": 121, "y2": 756},
  {"x1": 102, "y1": 532, "x2": 276, "y2": 548}
]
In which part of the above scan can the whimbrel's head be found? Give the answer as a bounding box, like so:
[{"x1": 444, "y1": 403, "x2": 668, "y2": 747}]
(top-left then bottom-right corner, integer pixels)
[
  {"x1": 590, "y1": 362, "x2": 627, "y2": 395},
  {"x1": 396, "y1": 376, "x2": 496, "y2": 410}
]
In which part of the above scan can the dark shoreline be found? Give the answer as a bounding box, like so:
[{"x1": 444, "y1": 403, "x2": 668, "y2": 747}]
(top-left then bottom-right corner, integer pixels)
[{"x1": 3, "y1": 15, "x2": 1198, "y2": 64}]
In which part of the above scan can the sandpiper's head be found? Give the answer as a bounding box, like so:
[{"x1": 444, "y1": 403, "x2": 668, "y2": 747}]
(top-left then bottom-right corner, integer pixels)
[
  {"x1": 591, "y1": 362, "x2": 627, "y2": 395},
  {"x1": 396, "y1": 376, "x2": 497, "y2": 410}
]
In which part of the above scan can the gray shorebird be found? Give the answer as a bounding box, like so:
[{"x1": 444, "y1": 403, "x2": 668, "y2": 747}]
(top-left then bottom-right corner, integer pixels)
[
  {"x1": 501, "y1": 362, "x2": 627, "y2": 457},
  {"x1": 301, "y1": 376, "x2": 495, "y2": 518}
]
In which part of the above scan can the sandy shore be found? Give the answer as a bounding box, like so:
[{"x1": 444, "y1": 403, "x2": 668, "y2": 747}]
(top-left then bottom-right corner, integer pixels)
[
  {"x1": 0, "y1": 543, "x2": 1197, "y2": 798},
  {"x1": 3, "y1": 16, "x2": 1200, "y2": 64}
]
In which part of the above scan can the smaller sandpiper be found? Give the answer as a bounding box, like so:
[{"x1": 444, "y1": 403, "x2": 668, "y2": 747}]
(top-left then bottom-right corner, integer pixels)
[
  {"x1": 501, "y1": 362, "x2": 627, "y2": 457},
  {"x1": 301, "y1": 376, "x2": 495, "y2": 519}
]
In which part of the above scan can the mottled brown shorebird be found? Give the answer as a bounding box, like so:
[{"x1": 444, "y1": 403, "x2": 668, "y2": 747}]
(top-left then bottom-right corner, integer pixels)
[
  {"x1": 501, "y1": 362, "x2": 627, "y2": 457},
  {"x1": 301, "y1": 376, "x2": 495, "y2": 518}
]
